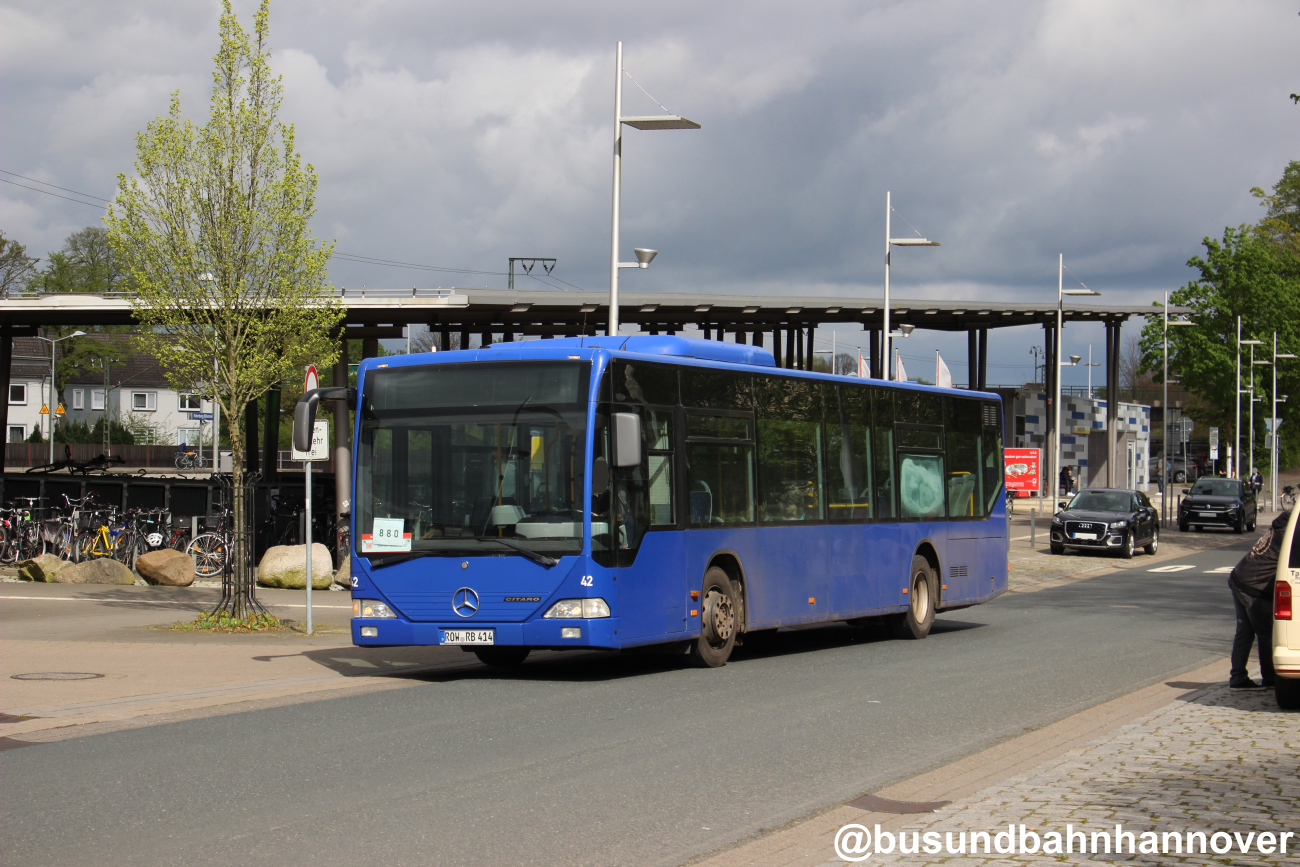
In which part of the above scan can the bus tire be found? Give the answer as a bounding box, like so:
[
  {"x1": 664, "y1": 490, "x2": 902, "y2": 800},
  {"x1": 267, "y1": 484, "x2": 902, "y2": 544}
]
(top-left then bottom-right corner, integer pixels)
[
  {"x1": 473, "y1": 647, "x2": 530, "y2": 668},
  {"x1": 689, "y1": 567, "x2": 738, "y2": 668},
  {"x1": 891, "y1": 555, "x2": 937, "y2": 640}
]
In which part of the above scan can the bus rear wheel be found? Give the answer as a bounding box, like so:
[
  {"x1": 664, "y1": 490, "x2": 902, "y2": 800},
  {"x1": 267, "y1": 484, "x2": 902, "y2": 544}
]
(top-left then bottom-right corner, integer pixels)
[
  {"x1": 891, "y1": 555, "x2": 937, "y2": 640},
  {"x1": 689, "y1": 567, "x2": 738, "y2": 668},
  {"x1": 473, "y1": 647, "x2": 530, "y2": 668}
]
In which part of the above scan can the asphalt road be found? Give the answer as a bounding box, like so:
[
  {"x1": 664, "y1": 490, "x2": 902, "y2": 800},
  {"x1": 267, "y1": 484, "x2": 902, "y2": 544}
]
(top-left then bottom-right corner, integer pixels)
[{"x1": 1, "y1": 539, "x2": 1253, "y2": 867}]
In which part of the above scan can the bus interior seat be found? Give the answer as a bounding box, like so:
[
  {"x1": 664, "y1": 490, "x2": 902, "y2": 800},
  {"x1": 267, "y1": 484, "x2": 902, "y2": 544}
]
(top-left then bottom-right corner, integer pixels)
[{"x1": 689, "y1": 482, "x2": 713, "y2": 524}]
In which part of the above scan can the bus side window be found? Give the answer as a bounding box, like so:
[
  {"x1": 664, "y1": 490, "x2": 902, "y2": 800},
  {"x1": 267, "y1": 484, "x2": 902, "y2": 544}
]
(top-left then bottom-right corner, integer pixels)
[
  {"x1": 755, "y1": 376, "x2": 824, "y2": 523},
  {"x1": 645, "y1": 409, "x2": 674, "y2": 526},
  {"x1": 944, "y1": 397, "x2": 985, "y2": 518},
  {"x1": 871, "y1": 388, "x2": 895, "y2": 519},
  {"x1": 981, "y1": 401, "x2": 1004, "y2": 515},
  {"x1": 591, "y1": 408, "x2": 614, "y2": 566},
  {"x1": 827, "y1": 384, "x2": 872, "y2": 522}
]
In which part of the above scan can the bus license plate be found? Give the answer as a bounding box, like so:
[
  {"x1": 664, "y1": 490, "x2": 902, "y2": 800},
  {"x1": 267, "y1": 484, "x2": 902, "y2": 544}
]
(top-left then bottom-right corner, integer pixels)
[{"x1": 441, "y1": 629, "x2": 495, "y2": 645}]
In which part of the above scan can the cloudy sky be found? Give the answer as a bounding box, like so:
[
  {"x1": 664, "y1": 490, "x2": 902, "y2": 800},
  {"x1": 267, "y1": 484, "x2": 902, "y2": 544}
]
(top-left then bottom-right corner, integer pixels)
[{"x1": 2, "y1": 0, "x2": 1296, "y2": 385}]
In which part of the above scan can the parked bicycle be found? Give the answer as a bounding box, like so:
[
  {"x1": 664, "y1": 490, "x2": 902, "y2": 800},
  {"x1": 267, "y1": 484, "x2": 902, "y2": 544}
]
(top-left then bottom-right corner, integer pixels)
[
  {"x1": 175, "y1": 446, "x2": 205, "y2": 470},
  {"x1": 186, "y1": 508, "x2": 232, "y2": 578}
]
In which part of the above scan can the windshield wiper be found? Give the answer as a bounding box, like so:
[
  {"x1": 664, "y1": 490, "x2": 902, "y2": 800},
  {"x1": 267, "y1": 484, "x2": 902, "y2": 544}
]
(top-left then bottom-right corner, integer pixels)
[
  {"x1": 474, "y1": 536, "x2": 558, "y2": 567},
  {"x1": 367, "y1": 550, "x2": 439, "y2": 568}
]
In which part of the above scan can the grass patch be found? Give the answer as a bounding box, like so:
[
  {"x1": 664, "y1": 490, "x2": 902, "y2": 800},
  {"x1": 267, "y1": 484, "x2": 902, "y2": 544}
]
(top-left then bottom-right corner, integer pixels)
[{"x1": 171, "y1": 612, "x2": 290, "y2": 633}]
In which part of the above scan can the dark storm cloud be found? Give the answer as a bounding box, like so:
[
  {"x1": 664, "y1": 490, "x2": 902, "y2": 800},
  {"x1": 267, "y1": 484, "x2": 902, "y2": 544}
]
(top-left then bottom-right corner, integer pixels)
[{"x1": 1, "y1": 0, "x2": 1294, "y2": 326}]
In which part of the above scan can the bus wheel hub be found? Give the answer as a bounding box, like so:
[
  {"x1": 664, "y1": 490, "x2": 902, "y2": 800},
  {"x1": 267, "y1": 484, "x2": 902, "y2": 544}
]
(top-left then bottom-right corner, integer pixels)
[{"x1": 703, "y1": 590, "x2": 734, "y2": 644}]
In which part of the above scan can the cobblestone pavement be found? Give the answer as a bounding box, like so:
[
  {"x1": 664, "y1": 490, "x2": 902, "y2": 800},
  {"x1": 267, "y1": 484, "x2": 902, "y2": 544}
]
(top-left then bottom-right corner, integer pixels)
[{"x1": 816, "y1": 684, "x2": 1298, "y2": 865}]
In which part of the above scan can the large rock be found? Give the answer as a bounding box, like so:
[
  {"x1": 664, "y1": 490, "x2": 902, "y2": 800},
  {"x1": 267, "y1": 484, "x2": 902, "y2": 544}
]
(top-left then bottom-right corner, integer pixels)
[
  {"x1": 256, "y1": 543, "x2": 334, "y2": 590},
  {"x1": 55, "y1": 558, "x2": 136, "y2": 585},
  {"x1": 136, "y1": 548, "x2": 195, "y2": 587},
  {"x1": 17, "y1": 553, "x2": 70, "y2": 583}
]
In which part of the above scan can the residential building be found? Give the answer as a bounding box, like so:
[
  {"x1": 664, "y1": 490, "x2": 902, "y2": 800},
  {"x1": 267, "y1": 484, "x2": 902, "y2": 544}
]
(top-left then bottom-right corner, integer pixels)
[
  {"x1": 7, "y1": 337, "x2": 52, "y2": 443},
  {"x1": 60, "y1": 337, "x2": 214, "y2": 446}
]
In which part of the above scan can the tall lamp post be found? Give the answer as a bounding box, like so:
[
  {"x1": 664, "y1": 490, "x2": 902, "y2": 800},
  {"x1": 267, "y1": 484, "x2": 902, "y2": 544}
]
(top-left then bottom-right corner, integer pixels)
[
  {"x1": 1251, "y1": 346, "x2": 1269, "y2": 488},
  {"x1": 1161, "y1": 292, "x2": 1194, "y2": 527},
  {"x1": 1052, "y1": 255, "x2": 1098, "y2": 507},
  {"x1": 608, "y1": 42, "x2": 698, "y2": 336},
  {"x1": 883, "y1": 192, "x2": 939, "y2": 380},
  {"x1": 1270, "y1": 332, "x2": 1296, "y2": 511},
  {"x1": 36, "y1": 330, "x2": 86, "y2": 464}
]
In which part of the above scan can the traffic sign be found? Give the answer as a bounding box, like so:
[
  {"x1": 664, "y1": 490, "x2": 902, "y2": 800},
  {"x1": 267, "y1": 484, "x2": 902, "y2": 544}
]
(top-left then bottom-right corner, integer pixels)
[
  {"x1": 1209, "y1": 427, "x2": 1219, "y2": 460},
  {"x1": 1181, "y1": 418, "x2": 1194, "y2": 434},
  {"x1": 55, "y1": 403, "x2": 65, "y2": 416},
  {"x1": 38, "y1": 403, "x2": 49, "y2": 415},
  {"x1": 291, "y1": 419, "x2": 330, "y2": 462},
  {"x1": 190, "y1": 412, "x2": 214, "y2": 421},
  {"x1": 304, "y1": 364, "x2": 319, "y2": 394},
  {"x1": 1265, "y1": 417, "x2": 1282, "y2": 433}
]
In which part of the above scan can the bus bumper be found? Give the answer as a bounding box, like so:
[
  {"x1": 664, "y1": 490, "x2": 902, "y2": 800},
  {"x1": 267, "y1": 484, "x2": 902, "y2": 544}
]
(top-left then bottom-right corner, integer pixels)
[{"x1": 351, "y1": 617, "x2": 622, "y2": 649}]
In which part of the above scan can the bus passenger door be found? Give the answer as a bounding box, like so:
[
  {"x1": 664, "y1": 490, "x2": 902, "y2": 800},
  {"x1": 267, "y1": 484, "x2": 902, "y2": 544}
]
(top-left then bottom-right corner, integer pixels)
[{"x1": 597, "y1": 404, "x2": 687, "y2": 643}]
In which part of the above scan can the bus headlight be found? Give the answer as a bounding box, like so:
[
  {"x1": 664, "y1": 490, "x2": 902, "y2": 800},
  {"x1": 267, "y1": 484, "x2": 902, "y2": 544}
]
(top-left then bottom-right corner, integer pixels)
[
  {"x1": 353, "y1": 599, "x2": 397, "y2": 618},
  {"x1": 543, "y1": 598, "x2": 611, "y2": 619}
]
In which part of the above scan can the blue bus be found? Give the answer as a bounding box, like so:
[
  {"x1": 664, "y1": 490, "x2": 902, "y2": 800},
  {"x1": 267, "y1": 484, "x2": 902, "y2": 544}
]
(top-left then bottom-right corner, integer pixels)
[{"x1": 296, "y1": 335, "x2": 1007, "y2": 668}]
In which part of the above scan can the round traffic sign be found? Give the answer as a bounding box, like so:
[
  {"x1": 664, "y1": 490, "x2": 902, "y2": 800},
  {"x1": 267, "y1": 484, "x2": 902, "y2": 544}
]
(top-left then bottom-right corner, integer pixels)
[{"x1": 304, "y1": 364, "x2": 318, "y2": 393}]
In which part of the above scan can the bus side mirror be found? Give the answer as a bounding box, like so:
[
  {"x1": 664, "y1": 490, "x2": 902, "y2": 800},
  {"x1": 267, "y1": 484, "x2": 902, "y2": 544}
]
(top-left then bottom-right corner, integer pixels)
[
  {"x1": 293, "y1": 393, "x2": 320, "y2": 453},
  {"x1": 293, "y1": 387, "x2": 356, "y2": 452},
  {"x1": 612, "y1": 412, "x2": 642, "y2": 468}
]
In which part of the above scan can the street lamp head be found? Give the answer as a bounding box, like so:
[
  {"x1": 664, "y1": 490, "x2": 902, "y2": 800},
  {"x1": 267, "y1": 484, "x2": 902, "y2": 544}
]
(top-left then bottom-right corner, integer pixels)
[
  {"x1": 620, "y1": 116, "x2": 700, "y2": 130},
  {"x1": 896, "y1": 323, "x2": 915, "y2": 337},
  {"x1": 889, "y1": 238, "x2": 940, "y2": 247},
  {"x1": 1277, "y1": 353, "x2": 1298, "y2": 359},
  {"x1": 1253, "y1": 360, "x2": 1273, "y2": 366},
  {"x1": 1069, "y1": 355, "x2": 1081, "y2": 365},
  {"x1": 633, "y1": 248, "x2": 658, "y2": 268},
  {"x1": 1062, "y1": 289, "x2": 1100, "y2": 296},
  {"x1": 1168, "y1": 320, "x2": 1195, "y2": 326},
  {"x1": 1241, "y1": 339, "x2": 1264, "y2": 345}
]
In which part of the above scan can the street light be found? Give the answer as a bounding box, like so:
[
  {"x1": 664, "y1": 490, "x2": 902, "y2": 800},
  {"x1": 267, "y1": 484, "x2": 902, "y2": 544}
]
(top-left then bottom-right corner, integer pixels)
[
  {"x1": 1238, "y1": 333, "x2": 1264, "y2": 479},
  {"x1": 1270, "y1": 333, "x2": 1295, "y2": 511},
  {"x1": 608, "y1": 42, "x2": 698, "y2": 336},
  {"x1": 1052, "y1": 255, "x2": 1098, "y2": 506},
  {"x1": 1251, "y1": 350, "x2": 1271, "y2": 486},
  {"x1": 1161, "y1": 293, "x2": 1194, "y2": 527},
  {"x1": 883, "y1": 192, "x2": 939, "y2": 380},
  {"x1": 35, "y1": 330, "x2": 86, "y2": 464}
]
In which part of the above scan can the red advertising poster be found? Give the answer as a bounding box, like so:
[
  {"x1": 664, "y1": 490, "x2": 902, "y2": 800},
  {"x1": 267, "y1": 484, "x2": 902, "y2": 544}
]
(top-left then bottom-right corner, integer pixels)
[{"x1": 1004, "y1": 448, "x2": 1041, "y2": 493}]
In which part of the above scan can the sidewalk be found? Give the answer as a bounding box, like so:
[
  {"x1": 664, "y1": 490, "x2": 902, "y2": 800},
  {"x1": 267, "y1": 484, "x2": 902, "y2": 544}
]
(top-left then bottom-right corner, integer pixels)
[
  {"x1": 691, "y1": 658, "x2": 1297, "y2": 866},
  {"x1": 0, "y1": 583, "x2": 483, "y2": 746}
]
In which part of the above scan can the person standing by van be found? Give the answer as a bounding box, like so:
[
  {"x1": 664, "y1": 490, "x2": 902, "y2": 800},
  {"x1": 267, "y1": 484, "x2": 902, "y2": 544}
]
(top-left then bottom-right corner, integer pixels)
[{"x1": 1227, "y1": 510, "x2": 1286, "y2": 689}]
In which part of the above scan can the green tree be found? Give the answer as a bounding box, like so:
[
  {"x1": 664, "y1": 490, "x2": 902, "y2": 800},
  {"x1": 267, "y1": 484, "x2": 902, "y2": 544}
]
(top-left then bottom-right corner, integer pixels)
[
  {"x1": 29, "y1": 227, "x2": 123, "y2": 295},
  {"x1": 0, "y1": 232, "x2": 39, "y2": 297},
  {"x1": 1138, "y1": 224, "x2": 1300, "y2": 471},
  {"x1": 105, "y1": 0, "x2": 341, "y2": 612},
  {"x1": 1252, "y1": 159, "x2": 1300, "y2": 257}
]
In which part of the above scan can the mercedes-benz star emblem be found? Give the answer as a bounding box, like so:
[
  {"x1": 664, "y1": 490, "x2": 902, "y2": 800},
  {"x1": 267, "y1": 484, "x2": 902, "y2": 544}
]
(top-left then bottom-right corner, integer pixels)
[{"x1": 452, "y1": 587, "x2": 480, "y2": 618}]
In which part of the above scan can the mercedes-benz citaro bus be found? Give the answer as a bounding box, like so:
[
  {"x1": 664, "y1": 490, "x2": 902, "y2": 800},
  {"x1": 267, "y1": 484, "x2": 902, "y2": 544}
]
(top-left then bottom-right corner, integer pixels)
[{"x1": 293, "y1": 335, "x2": 1008, "y2": 669}]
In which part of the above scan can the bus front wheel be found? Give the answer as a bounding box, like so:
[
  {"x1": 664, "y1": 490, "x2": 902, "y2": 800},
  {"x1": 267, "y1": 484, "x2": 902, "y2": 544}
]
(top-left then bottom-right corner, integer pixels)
[
  {"x1": 891, "y1": 556, "x2": 937, "y2": 640},
  {"x1": 690, "y1": 567, "x2": 738, "y2": 668}
]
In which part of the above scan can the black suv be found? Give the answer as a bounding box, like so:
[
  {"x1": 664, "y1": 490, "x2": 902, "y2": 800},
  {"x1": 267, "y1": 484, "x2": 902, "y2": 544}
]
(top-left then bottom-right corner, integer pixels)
[
  {"x1": 1050, "y1": 488, "x2": 1160, "y2": 559},
  {"x1": 1178, "y1": 477, "x2": 1256, "y2": 534}
]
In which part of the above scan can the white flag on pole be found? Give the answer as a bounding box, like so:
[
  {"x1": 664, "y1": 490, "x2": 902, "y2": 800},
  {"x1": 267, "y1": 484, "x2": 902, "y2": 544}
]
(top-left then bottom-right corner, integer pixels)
[
  {"x1": 857, "y1": 350, "x2": 867, "y2": 378},
  {"x1": 896, "y1": 350, "x2": 908, "y2": 383},
  {"x1": 936, "y1": 351, "x2": 953, "y2": 389}
]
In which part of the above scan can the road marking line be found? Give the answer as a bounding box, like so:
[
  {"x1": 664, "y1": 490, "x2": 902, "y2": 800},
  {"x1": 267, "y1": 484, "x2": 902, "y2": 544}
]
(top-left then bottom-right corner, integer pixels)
[
  {"x1": 1205, "y1": 566, "x2": 1234, "y2": 573},
  {"x1": 0, "y1": 595, "x2": 350, "y2": 609},
  {"x1": 1147, "y1": 565, "x2": 1195, "y2": 573}
]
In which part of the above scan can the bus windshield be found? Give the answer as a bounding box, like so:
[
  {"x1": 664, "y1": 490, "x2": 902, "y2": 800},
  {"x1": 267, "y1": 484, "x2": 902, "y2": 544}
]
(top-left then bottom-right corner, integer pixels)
[{"x1": 357, "y1": 361, "x2": 589, "y2": 559}]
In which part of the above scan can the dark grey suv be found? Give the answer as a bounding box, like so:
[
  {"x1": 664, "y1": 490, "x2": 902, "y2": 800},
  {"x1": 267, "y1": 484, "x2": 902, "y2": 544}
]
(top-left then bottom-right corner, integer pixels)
[{"x1": 1178, "y1": 478, "x2": 1256, "y2": 534}]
